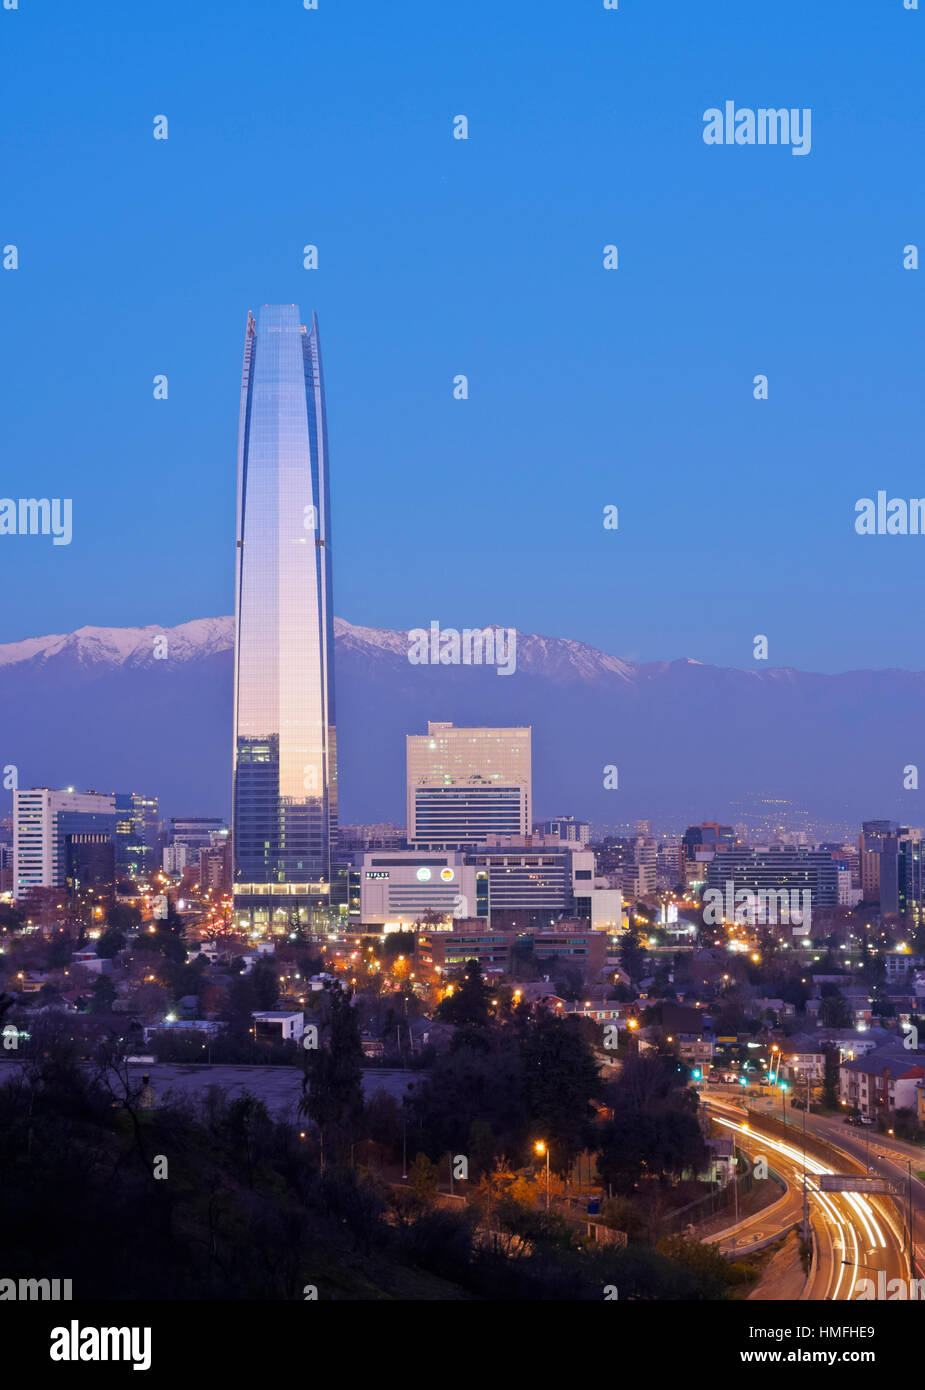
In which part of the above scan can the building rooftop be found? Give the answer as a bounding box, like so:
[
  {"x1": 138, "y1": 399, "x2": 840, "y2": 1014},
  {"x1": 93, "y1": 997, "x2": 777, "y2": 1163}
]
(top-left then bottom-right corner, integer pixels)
[{"x1": 840, "y1": 1045, "x2": 925, "y2": 1078}]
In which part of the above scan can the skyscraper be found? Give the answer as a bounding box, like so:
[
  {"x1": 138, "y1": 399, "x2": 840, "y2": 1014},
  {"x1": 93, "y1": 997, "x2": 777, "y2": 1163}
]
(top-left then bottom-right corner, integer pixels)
[
  {"x1": 232, "y1": 305, "x2": 337, "y2": 929},
  {"x1": 406, "y1": 722, "x2": 531, "y2": 848},
  {"x1": 679, "y1": 821, "x2": 735, "y2": 886},
  {"x1": 13, "y1": 788, "x2": 115, "y2": 903},
  {"x1": 859, "y1": 820, "x2": 902, "y2": 911},
  {"x1": 114, "y1": 792, "x2": 159, "y2": 879}
]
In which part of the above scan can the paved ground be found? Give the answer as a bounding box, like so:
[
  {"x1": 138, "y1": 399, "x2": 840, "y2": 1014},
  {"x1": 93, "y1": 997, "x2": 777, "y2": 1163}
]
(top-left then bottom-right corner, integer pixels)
[
  {"x1": 128, "y1": 1063, "x2": 423, "y2": 1118},
  {"x1": 0, "y1": 1060, "x2": 422, "y2": 1120}
]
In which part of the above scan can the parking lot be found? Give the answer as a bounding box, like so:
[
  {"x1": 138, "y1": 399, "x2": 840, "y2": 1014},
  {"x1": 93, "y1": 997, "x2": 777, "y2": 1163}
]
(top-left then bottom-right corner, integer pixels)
[{"x1": 0, "y1": 1060, "x2": 422, "y2": 1120}]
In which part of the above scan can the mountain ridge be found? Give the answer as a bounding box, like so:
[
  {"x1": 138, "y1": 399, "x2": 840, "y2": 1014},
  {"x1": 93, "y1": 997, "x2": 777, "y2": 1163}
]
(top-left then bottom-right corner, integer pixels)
[{"x1": 0, "y1": 617, "x2": 921, "y2": 827}]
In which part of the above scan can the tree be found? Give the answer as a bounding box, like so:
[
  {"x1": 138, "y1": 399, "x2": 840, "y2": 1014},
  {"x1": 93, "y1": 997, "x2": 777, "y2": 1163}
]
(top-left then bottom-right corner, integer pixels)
[
  {"x1": 552, "y1": 965, "x2": 584, "y2": 1002},
  {"x1": 198, "y1": 981, "x2": 226, "y2": 1017},
  {"x1": 520, "y1": 1015, "x2": 599, "y2": 1175},
  {"x1": 597, "y1": 1052, "x2": 707, "y2": 1196},
  {"x1": 96, "y1": 927, "x2": 126, "y2": 960},
  {"x1": 224, "y1": 974, "x2": 258, "y2": 1037},
  {"x1": 130, "y1": 982, "x2": 170, "y2": 1023},
  {"x1": 819, "y1": 988, "x2": 852, "y2": 1029},
  {"x1": 301, "y1": 988, "x2": 365, "y2": 1163},
  {"x1": 89, "y1": 975, "x2": 117, "y2": 1015},
  {"x1": 381, "y1": 930, "x2": 415, "y2": 961},
  {"x1": 619, "y1": 927, "x2": 645, "y2": 985},
  {"x1": 143, "y1": 901, "x2": 187, "y2": 965},
  {"x1": 889, "y1": 1106, "x2": 921, "y2": 1142},
  {"x1": 363, "y1": 1090, "x2": 402, "y2": 1159},
  {"x1": 250, "y1": 957, "x2": 280, "y2": 1010},
  {"x1": 822, "y1": 1044, "x2": 839, "y2": 1109},
  {"x1": 436, "y1": 959, "x2": 490, "y2": 1028},
  {"x1": 413, "y1": 1031, "x2": 528, "y2": 1162},
  {"x1": 408, "y1": 1152, "x2": 439, "y2": 1203},
  {"x1": 467, "y1": 1118, "x2": 496, "y2": 1177},
  {"x1": 0, "y1": 903, "x2": 24, "y2": 933},
  {"x1": 106, "y1": 903, "x2": 142, "y2": 933}
]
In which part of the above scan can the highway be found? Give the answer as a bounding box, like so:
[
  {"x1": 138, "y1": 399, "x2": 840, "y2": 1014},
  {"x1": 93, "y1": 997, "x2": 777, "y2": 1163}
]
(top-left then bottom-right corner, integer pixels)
[
  {"x1": 705, "y1": 1094, "x2": 908, "y2": 1300},
  {"x1": 742, "y1": 1090, "x2": 925, "y2": 1271}
]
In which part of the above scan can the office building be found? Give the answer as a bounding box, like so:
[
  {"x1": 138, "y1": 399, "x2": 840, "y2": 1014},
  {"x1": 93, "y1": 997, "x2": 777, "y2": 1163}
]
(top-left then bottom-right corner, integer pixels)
[
  {"x1": 900, "y1": 834, "x2": 925, "y2": 928},
  {"x1": 338, "y1": 823, "x2": 405, "y2": 851},
  {"x1": 469, "y1": 835, "x2": 592, "y2": 925},
  {"x1": 13, "y1": 788, "x2": 115, "y2": 902},
  {"x1": 859, "y1": 820, "x2": 903, "y2": 912},
  {"x1": 535, "y1": 816, "x2": 591, "y2": 847},
  {"x1": 679, "y1": 822, "x2": 734, "y2": 887},
  {"x1": 232, "y1": 305, "x2": 338, "y2": 926},
  {"x1": 114, "y1": 792, "x2": 159, "y2": 879},
  {"x1": 199, "y1": 840, "x2": 231, "y2": 896},
  {"x1": 65, "y1": 833, "x2": 116, "y2": 920},
  {"x1": 350, "y1": 848, "x2": 477, "y2": 928},
  {"x1": 407, "y1": 722, "x2": 531, "y2": 848},
  {"x1": 594, "y1": 835, "x2": 633, "y2": 890},
  {"x1": 416, "y1": 924, "x2": 515, "y2": 974},
  {"x1": 415, "y1": 921, "x2": 607, "y2": 978},
  {"x1": 703, "y1": 845, "x2": 840, "y2": 912},
  {"x1": 657, "y1": 838, "x2": 682, "y2": 889},
  {"x1": 171, "y1": 817, "x2": 227, "y2": 855},
  {"x1": 589, "y1": 887, "x2": 623, "y2": 930},
  {"x1": 632, "y1": 834, "x2": 658, "y2": 897}
]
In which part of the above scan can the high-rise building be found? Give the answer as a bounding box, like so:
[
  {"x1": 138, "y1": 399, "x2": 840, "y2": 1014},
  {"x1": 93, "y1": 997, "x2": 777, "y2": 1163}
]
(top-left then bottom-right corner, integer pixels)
[
  {"x1": 232, "y1": 305, "x2": 338, "y2": 927},
  {"x1": 632, "y1": 834, "x2": 658, "y2": 897},
  {"x1": 468, "y1": 835, "x2": 593, "y2": 926},
  {"x1": 13, "y1": 788, "x2": 115, "y2": 902},
  {"x1": 657, "y1": 837, "x2": 681, "y2": 889},
  {"x1": 407, "y1": 722, "x2": 531, "y2": 848},
  {"x1": 65, "y1": 832, "x2": 116, "y2": 921},
  {"x1": 535, "y1": 816, "x2": 591, "y2": 846},
  {"x1": 594, "y1": 835, "x2": 633, "y2": 889},
  {"x1": 859, "y1": 820, "x2": 903, "y2": 912},
  {"x1": 114, "y1": 792, "x2": 159, "y2": 879},
  {"x1": 199, "y1": 840, "x2": 232, "y2": 897},
  {"x1": 703, "y1": 845, "x2": 839, "y2": 912},
  {"x1": 679, "y1": 822, "x2": 735, "y2": 886},
  {"x1": 171, "y1": 817, "x2": 227, "y2": 854},
  {"x1": 899, "y1": 832, "x2": 925, "y2": 927},
  {"x1": 338, "y1": 823, "x2": 405, "y2": 851}
]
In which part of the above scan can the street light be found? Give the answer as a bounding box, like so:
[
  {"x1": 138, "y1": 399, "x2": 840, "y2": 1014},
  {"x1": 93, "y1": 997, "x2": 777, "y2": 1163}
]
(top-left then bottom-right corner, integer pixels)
[{"x1": 536, "y1": 1140, "x2": 550, "y2": 1211}]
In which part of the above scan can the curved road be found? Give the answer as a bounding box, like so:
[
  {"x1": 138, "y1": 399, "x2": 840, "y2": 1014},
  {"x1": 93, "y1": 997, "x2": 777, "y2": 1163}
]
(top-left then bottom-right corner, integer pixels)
[{"x1": 705, "y1": 1094, "x2": 907, "y2": 1301}]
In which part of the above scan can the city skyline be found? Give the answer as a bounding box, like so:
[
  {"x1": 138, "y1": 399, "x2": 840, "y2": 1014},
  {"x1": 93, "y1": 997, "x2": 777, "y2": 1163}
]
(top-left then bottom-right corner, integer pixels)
[
  {"x1": 3, "y1": 0, "x2": 924, "y2": 1332},
  {"x1": 4, "y1": 609, "x2": 925, "y2": 828}
]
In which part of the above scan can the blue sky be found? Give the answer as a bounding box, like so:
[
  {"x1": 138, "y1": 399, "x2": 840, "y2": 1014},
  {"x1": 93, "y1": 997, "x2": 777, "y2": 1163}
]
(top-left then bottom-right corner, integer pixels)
[{"x1": 2, "y1": 0, "x2": 923, "y2": 672}]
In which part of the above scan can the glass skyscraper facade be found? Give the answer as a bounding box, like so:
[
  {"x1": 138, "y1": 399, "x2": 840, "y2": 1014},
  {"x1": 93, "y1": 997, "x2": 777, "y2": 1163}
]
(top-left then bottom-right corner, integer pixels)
[
  {"x1": 114, "y1": 792, "x2": 159, "y2": 879},
  {"x1": 232, "y1": 305, "x2": 337, "y2": 928}
]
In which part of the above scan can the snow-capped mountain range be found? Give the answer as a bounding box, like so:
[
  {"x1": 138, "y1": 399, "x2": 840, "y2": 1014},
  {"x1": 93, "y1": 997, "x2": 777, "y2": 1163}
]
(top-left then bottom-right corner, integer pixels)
[{"x1": 0, "y1": 616, "x2": 920, "y2": 827}]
